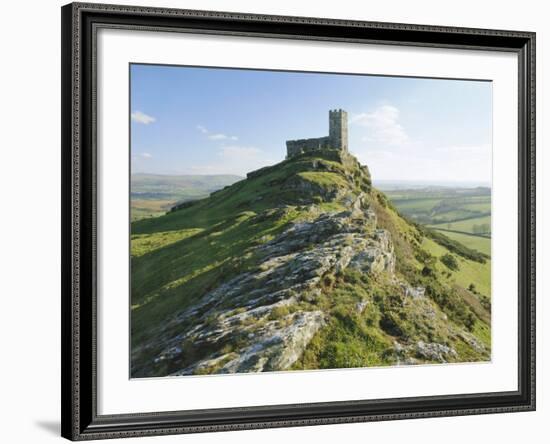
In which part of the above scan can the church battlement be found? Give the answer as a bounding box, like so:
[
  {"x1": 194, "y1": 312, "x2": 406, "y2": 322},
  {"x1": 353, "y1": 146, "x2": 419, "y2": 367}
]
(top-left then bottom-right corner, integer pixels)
[{"x1": 286, "y1": 109, "x2": 348, "y2": 159}]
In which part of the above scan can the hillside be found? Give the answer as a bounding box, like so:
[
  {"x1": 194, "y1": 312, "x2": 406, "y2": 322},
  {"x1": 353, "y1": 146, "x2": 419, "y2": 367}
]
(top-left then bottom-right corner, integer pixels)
[
  {"x1": 130, "y1": 173, "x2": 242, "y2": 221},
  {"x1": 130, "y1": 149, "x2": 491, "y2": 377}
]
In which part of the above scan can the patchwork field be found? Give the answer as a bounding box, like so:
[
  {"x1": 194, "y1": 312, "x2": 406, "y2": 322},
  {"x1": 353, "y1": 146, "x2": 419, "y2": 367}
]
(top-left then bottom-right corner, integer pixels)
[
  {"x1": 429, "y1": 215, "x2": 491, "y2": 235},
  {"x1": 434, "y1": 231, "x2": 491, "y2": 256},
  {"x1": 383, "y1": 186, "x2": 491, "y2": 257}
]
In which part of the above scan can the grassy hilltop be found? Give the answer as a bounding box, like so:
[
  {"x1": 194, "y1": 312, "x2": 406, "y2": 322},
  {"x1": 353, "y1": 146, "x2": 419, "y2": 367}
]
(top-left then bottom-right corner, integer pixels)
[{"x1": 130, "y1": 149, "x2": 491, "y2": 377}]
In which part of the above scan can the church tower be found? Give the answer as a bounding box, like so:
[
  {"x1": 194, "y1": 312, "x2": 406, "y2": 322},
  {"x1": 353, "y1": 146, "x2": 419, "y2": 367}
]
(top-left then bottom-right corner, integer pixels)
[
  {"x1": 285, "y1": 109, "x2": 349, "y2": 159},
  {"x1": 329, "y1": 109, "x2": 348, "y2": 151}
]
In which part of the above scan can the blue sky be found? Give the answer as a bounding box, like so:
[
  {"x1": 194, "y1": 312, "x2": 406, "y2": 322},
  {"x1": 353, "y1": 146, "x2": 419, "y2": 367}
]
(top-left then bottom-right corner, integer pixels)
[{"x1": 130, "y1": 64, "x2": 492, "y2": 184}]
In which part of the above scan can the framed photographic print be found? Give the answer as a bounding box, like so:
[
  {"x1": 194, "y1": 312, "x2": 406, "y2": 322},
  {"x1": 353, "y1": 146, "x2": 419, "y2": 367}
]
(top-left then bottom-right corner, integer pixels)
[{"x1": 61, "y1": 2, "x2": 536, "y2": 440}]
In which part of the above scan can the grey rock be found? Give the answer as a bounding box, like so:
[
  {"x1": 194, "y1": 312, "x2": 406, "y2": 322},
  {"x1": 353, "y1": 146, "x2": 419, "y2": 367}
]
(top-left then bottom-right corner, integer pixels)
[
  {"x1": 405, "y1": 286, "x2": 425, "y2": 299},
  {"x1": 415, "y1": 341, "x2": 458, "y2": 363},
  {"x1": 458, "y1": 332, "x2": 487, "y2": 353},
  {"x1": 355, "y1": 301, "x2": 369, "y2": 314},
  {"x1": 173, "y1": 311, "x2": 325, "y2": 375}
]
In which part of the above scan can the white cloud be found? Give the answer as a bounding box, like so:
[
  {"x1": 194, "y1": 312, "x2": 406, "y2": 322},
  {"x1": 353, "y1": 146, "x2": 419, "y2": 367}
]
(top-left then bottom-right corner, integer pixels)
[
  {"x1": 351, "y1": 142, "x2": 491, "y2": 183},
  {"x1": 132, "y1": 152, "x2": 153, "y2": 161},
  {"x1": 208, "y1": 133, "x2": 238, "y2": 141},
  {"x1": 193, "y1": 125, "x2": 268, "y2": 175},
  {"x1": 197, "y1": 124, "x2": 238, "y2": 141},
  {"x1": 351, "y1": 105, "x2": 409, "y2": 146},
  {"x1": 348, "y1": 105, "x2": 491, "y2": 183},
  {"x1": 131, "y1": 110, "x2": 156, "y2": 125}
]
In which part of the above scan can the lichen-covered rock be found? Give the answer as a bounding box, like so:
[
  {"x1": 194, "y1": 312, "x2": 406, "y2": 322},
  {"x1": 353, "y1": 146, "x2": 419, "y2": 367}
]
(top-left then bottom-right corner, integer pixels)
[
  {"x1": 415, "y1": 341, "x2": 458, "y2": 363},
  {"x1": 348, "y1": 229, "x2": 395, "y2": 274},
  {"x1": 404, "y1": 285, "x2": 426, "y2": 299},
  {"x1": 172, "y1": 311, "x2": 325, "y2": 375},
  {"x1": 355, "y1": 301, "x2": 369, "y2": 314},
  {"x1": 458, "y1": 332, "x2": 487, "y2": 354}
]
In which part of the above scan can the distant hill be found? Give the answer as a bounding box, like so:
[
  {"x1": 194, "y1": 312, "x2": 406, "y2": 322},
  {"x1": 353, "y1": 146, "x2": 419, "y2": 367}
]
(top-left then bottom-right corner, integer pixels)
[
  {"x1": 130, "y1": 173, "x2": 243, "y2": 220},
  {"x1": 130, "y1": 150, "x2": 491, "y2": 378}
]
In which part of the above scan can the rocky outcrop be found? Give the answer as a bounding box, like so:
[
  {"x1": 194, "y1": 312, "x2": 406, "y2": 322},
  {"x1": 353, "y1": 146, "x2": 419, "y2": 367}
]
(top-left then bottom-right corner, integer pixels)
[
  {"x1": 415, "y1": 341, "x2": 458, "y2": 362},
  {"x1": 348, "y1": 229, "x2": 395, "y2": 275},
  {"x1": 392, "y1": 339, "x2": 457, "y2": 365},
  {"x1": 172, "y1": 311, "x2": 325, "y2": 375},
  {"x1": 132, "y1": 195, "x2": 401, "y2": 376},
  {"x1": 398, "y1": 282, "x2": 426, "y2": 299}
]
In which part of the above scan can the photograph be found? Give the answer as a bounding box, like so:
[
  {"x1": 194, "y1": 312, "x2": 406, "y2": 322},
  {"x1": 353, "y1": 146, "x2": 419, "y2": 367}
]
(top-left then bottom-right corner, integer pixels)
[{"x1": 129, "y1": 65, "x2": 493, "y2": 378}]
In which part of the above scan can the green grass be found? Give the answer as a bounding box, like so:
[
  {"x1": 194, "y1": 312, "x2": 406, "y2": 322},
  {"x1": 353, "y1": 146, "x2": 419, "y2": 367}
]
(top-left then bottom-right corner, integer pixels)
[
  {"x1": 292, "y1": 272, "x2": 394, "y2": 370},
  {"x1": 432, "y1": 230, "x2": 491, "y2": 256},
  {"x1": 430, "y1": 210, "x2": 478, "y2": 223},
  {"x1": 422, "y1": 237, "x2": 491, "y2": 297},
  {"x1": 297, "y1": 171, "x2": 348, "y2": 189},
  {"x1": 131, "y1": 228, "x2": 204, "y2": 257},
  {"x1": 460, "y1": 202, "x2": 491, "y2": 212},
  {"x1": 429, "y1": 215, "x2": 491, "y2": 234},
  {"x1": 452, "y1": 257, "x2": 491, "y2": 298},
  {"x1": 390, "y1": 197, "x2": 443, "y2": 211},
  {"x1": 472, "y1": 319, "x2": 491, "y2": 348}
]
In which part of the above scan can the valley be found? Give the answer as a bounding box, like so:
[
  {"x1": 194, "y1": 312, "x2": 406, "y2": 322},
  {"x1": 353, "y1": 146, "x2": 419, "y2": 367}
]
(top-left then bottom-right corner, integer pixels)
[
  {"x1": 131, "y1": 173, "x2": 242, "y2": 221},
  {"x1": 383, "y1": 186, "x2": 491, "y2": 257}
]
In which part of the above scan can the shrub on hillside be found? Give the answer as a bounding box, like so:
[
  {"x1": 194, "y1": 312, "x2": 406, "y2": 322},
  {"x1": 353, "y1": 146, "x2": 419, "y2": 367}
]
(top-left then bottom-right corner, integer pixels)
[
  {"x1": 421, "y1": 227, "x2": 489, "y2": 263},
  {"x1": 440, "y1": 253, "x2": 459, "y2": 271}
]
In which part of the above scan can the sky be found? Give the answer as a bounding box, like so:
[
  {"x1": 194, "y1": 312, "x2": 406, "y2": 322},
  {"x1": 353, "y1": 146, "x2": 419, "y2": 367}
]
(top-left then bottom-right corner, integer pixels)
[{"x1": 130, "y1": 64, "x2": 492, "y2": 185}]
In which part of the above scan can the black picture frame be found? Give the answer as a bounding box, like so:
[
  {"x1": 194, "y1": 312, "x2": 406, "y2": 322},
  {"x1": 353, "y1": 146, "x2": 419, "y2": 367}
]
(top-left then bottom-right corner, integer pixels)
[{"x1": 61, "y1": 2, "x2": 536, "y2": 440}]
